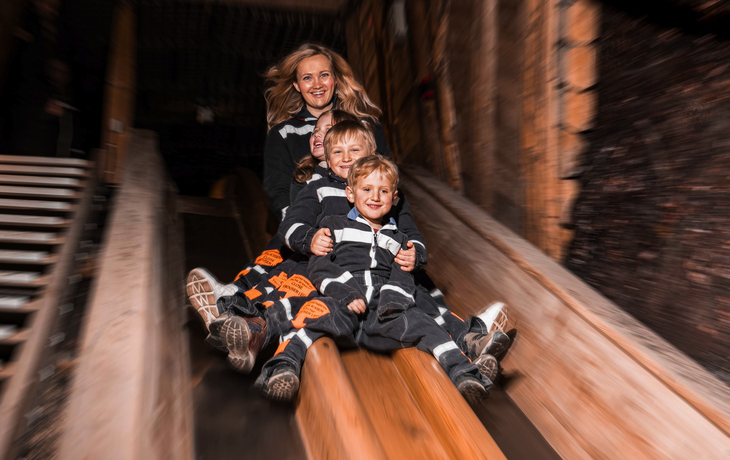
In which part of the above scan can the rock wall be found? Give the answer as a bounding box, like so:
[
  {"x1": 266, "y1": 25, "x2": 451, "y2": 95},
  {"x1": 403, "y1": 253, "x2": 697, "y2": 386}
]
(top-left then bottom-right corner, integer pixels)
[{"x1": 566, "y1": 3, "x2": 730, "y2": 383}]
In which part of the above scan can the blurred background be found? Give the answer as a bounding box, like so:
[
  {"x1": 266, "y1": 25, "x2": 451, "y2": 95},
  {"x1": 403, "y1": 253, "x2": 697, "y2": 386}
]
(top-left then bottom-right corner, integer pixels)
[{"x1": 2, "y1": 0, "x2": 730, "y2": 458}]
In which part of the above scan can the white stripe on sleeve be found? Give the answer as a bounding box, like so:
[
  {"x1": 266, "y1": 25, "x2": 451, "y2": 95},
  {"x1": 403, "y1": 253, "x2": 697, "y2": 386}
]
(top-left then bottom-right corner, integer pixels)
[
  {"x1": 279, "y1": 124, "x2": 314, "y2": 139},
  {"x1": 317, "y1": 187, "x2": 347, "y2": 202},
  {"x1": 380, "y1": 284, "x2": 414, "y2": 302},
  {"x1": 297, "y1": 329, "x2": 313, "y2": 348},
  {"x1": 433, "y1": 341, "x2": 459, "y2": 361},
  {"x1": 284, "y1": 223, "x2": 304, "y2": 248},
  {"x1": 334, "y1": 228, "x2": 373, "y2": 245},
  {"x1": 320, "y1": 271, "x2": 353, "y2": 293}
]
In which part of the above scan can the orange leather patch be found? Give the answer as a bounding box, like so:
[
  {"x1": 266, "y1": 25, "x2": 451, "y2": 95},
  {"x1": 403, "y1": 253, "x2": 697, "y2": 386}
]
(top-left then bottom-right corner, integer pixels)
[
  {"x1": 275, "y1": 339, "x2": 290, "y2": 355},
  {"x1": 279, "y1": 274, "x2": 316, "y2": 299},
  {"x1": 245, "y1": 288, "x2": 262, "y2": 300},
  {"x1": 255, "y1": 249, "x2": 284, "y2": 267},
  {"x1": 291, "y1": 299, "x2": 330, "y2": 329},
  {"x1": 262, "y1": 301, "x2": 275, "y2": 308},
  {"x1": 268, "y1": 272, "x2": 288, "y2": 289}
]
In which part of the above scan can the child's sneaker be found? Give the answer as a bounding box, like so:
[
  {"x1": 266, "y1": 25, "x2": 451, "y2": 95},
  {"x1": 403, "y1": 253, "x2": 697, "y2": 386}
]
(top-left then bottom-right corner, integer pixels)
[
  {"x1": 476, "y1": 301, "x2": 509, "y2": 333},
  {"x1": 464, "y1": 330, "x2": 511, "y2": 362},
  {"x1": 473, "y1": 353, "x2": 499, "y2": 384},
  {"x1": 186, "y1": 268, "x2": 238, "y2": 330},
  {"x1": 219, "y1": 315, "x2": 267, "y2": 374},
  {"x1": 455, "y1": 373, "x2": 489, "y2": 406},
  {"x1": 261, "y1": 362, "x2": 300, "y2": 402}
]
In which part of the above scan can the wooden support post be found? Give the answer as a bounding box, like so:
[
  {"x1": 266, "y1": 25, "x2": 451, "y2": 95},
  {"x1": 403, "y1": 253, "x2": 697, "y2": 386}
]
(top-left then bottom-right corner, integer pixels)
[
  {"x1": 101, "y1": 0, "x2": 136, "y2": 184},
  {"x1": 520, "y1": 0, "x2": 561, "y2": 260},
  {"x1": 429, "y1": 0, "x2": 464, "y2": 193},
  {"x1": 404, "y1": 0, "x2": 446, "y2": 181},
  {"x1": 470, "y1": 0, "x2": 498, "y2": 213}
]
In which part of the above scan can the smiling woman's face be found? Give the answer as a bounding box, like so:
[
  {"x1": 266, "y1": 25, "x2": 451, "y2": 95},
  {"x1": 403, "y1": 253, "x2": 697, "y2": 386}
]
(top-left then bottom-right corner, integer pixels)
[{"x1": 294, "y1": 54, "x2": 336, "y2": 118}]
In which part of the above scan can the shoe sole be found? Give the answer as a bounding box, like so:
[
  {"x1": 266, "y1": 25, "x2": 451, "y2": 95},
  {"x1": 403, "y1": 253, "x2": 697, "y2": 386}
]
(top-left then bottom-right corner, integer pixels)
[
  {"x1": 221, "y1": 316, "x2": 255, "y2": 374},
  {"x1": 458, "y1": 379, "x2": 488, "y2": 406},
  {"x1": 186, "y1": 268, "x2": 219, "y2": 329},
  {"x1": 474, "y1": 354, "x2": 499, "y2": 383},
  {"x1": 480, "y1": 332, "x2": 512, "y2": 361},
  {"x1": 262, "y1": 371, "x2": 300, "y2": 402}
]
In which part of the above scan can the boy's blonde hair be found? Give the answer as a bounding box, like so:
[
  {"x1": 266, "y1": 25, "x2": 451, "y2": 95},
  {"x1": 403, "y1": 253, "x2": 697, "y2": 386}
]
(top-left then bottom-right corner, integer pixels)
[
  {"x1": 323, "y1": 120, "x2": 377, "y2": 160},
  {"x1": 348, "y1": 155, "x2": 399, "y2": 189}
]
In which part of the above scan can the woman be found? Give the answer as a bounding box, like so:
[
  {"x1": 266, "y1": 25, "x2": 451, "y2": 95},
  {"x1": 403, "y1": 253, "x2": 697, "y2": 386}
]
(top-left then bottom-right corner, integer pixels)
[{"x1": 262, "y1": 43, "x2": 389, "y2": 221}]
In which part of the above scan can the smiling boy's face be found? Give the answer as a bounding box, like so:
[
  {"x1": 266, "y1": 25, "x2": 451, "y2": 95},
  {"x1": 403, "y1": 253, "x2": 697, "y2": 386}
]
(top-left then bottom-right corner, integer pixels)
[
  {"x1": 326, "y1": 133, "x2": 371, "y2": 179},
  {"x1": 346, "y1": 169, "x2": 397, "y2": 229}
]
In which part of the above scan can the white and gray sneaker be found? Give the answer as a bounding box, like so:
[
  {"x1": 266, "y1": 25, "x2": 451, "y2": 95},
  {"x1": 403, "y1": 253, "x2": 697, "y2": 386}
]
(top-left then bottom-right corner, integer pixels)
[{"x1": 186, "y1": 267, "x2": 238, "y2": 330}]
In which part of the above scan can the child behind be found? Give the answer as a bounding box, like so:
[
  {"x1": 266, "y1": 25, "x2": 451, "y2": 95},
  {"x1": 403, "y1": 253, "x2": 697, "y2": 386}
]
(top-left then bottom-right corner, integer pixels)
[{"x1": 257, "y1": 155, "x2": 493, "y2": 404}]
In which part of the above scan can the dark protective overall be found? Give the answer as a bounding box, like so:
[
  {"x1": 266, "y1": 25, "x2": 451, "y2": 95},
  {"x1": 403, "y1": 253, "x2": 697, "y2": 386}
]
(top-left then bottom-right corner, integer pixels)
[{"x1": 259, "y1": 212, "x2": 488, "y2": 387}]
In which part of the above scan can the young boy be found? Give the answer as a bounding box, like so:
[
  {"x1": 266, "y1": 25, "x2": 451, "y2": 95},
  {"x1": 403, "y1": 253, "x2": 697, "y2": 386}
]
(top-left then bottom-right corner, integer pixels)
[{"x1": 257, "y1": 155, "x2": 493, "y2": 405}]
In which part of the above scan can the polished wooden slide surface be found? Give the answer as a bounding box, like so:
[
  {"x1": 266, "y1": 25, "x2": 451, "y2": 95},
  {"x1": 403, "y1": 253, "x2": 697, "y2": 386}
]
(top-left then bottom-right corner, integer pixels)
[{"x1": 400, "y1": 164, "x2": 730, "y2": 460}]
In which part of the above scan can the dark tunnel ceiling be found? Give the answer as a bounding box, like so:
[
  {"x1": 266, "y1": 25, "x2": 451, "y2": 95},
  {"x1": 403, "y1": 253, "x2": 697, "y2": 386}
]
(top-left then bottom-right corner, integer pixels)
[{"x1": 135, "y1": 0, "x2": 349, "y2": 148}]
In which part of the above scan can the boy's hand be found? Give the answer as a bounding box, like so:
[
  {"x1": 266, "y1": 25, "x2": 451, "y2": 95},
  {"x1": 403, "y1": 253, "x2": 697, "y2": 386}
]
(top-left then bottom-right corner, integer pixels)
[
  {"x1": 347, "y1": 298, "x2": 367, "y2": 314},
  {"x1": 311, "y1": 228, "x2": 334, "y2": 256},
  {"x1": 395, "y1": 242, "x2": 416, "y2": 272}
]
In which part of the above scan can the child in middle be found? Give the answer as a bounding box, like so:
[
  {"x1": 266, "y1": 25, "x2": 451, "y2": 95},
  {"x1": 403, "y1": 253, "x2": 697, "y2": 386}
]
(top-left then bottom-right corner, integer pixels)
[{"x1": 258, "y1": 154, "x2": 492, "y2": 405}]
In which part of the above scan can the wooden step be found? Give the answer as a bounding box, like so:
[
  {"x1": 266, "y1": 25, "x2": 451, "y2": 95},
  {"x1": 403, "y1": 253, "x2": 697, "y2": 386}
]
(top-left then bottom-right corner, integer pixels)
[
  {"x1": 0, "y1": 175, "x2": 82, "y2": 188},
  {"x1": 0, "y1": 231, "x2": 62, "y2": 245},
  {"x1": 0, "y1": 296, "x2": 31, "y2": 310},
  {"x1": 0, "y1": 155, "x2": 89, "y2": 168},
  {"x1": 0, "y1": 214, "x2": 69, "y2": 227},
  {"x1": 0, "y1": 164, "x2": 87, "y2": 178},
  {"x1": 0, "y1": 198, "x2": 74, "y2": 212},
  {"x1": 0, "y1": 250, "x2": 56, "y2": 265},
  {"x1": 0, "y1": 186, "x2": 79, "y2": 199},
  {"x1": 0, "y1": 327, "x2": 29, "y2": 345},
  {"x1": 0, "y1": 271, "x2": 46, "y2": 287},
  {"x1": 393, "y1": 348, "x2": 507, "y2": 460}
]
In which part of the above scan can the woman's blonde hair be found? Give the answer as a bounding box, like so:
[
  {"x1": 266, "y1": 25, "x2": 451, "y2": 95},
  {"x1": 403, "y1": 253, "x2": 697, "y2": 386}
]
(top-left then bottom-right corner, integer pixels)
[
  {"x1": 264, "y1": 44, "x2": 382, "y2": 131},
  {"x1": 293, "y1": 110, "x2": 359, "y2": 184}
]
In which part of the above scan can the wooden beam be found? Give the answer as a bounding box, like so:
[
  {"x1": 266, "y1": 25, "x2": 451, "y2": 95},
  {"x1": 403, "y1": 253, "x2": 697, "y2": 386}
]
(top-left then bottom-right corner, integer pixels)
[
  {"x1": 404, "y1": 0, "x2": 445, "y2": 180},
  {"x1": 429, "y1": 0, "x2": 464, "y2": 193},
  {"x1": 58, "y1": 130, "x2": 194, "y2": 460},
  {"x1": 520, "y1": 0, "x2": 561, "y2": 260},
  {"x1": 101, "y1": 1, "x2": 136, "y2": 184},
  {"x1": 469, "y1": 0, "x2": 498, "y2": 213}
]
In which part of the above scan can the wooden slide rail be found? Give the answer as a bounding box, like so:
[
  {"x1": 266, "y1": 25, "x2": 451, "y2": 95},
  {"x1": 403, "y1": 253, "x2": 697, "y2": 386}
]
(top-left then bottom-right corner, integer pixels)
[
  {"x1": 297, "y1": 341, "x2": 507, "y2": 460},
  {"x1": 57, "y1": 130, "x2": 194, "y2": 460},
  {"x1": 400, "y1": 164, "x2": 730, "y2": 459}
]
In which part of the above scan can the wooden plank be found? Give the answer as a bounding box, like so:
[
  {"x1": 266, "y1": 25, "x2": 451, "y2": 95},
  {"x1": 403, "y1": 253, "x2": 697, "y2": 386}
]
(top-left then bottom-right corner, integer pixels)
[
  {"x1": 0, "y1": 250, "x2": 55, "y2": 265},
  {"x1": 0, "y1": 271, "x2": 45, "y2": 287},
  {"x1": 0, "y1": 198, "x2": 74, "y2": 212},
  {"x1": 400, "y1": 167, "x2": 730, "y2": 459},
  {"x1": 0, "y1": 175, "x2": 82, "y2": 188},
  {"x1": 0, "y1": 214, "x2": 68, "y2": 227},
  {"x1": 0, "y1": 155, "x2": 90, "y2": 168},
  {"x1": 341, "y1": 350, "x2": 451, "y2": 460},
  {"x1": 0, "y1": 296, "x2": 30, "y2": 310},
  {"x1": 0, "y1": 230, "x2": 62, "y2": 245},
  {"x1": 0, "y1": 165, "x2": 87, "y2": 178},
  {"x1": 0, "y1": 362, "x2": 16, "y2": 381},
  {"x1": 392, "y1": 349, "x2": 508, "y2": 460},
  {"x1": 57, "y1": 130, "x2": 194, "y2": 460},
  {"x1": 295, "y1": 339, "x2": 388, "y2": 460},
  {"x1": 0, "y1": 186, "x2": 79, "y2": 199}
]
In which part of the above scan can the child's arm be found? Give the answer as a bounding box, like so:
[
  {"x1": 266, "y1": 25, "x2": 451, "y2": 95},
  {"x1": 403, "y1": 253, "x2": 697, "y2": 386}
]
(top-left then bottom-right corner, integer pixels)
[
  {"x1": 277, "y1": 182, "x2": 323, "y2": 255},
  {"x1": 391, "y1": 192, "x2": 428, "y2": 271},
  {"x1": 307, "y1": 217, "x2": 366, "y2": 310},
  {"x1": 377, "y1": 237, "x2": 418, "y2": 320}
]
